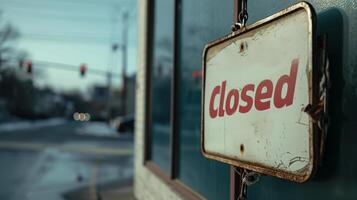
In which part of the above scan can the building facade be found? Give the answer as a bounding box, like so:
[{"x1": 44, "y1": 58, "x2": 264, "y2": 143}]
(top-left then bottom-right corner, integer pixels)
[{"x1": 134, "y1": 0, "x2": 357, "y2": 199}]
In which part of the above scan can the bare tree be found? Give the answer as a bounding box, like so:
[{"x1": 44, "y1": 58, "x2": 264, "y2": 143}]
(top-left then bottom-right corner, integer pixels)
[{"x1": 0, "y1": 12, "x2": 20, "y2": 68}]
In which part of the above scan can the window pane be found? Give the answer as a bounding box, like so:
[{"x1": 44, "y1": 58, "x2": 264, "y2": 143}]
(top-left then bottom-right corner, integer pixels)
[
  {"x1": 177, "y1": 0, "x2": 233, "y2": 199},
  {"x1": 150, "y1": 0, "x2": 174, "y2": 173}
]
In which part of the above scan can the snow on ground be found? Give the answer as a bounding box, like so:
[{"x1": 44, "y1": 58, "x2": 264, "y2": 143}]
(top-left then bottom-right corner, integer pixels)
[
  {"x1": 75, "y1": 122, "x2": 119, "y2": 138},
  {"x1": 0, "y1": 118, "x2": 66, "y2": 132}
]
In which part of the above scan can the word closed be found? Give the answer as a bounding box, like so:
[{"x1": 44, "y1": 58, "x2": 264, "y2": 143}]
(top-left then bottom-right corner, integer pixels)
[{"x1": 209, "y1": 59, "x2": 299, "y2": 118}]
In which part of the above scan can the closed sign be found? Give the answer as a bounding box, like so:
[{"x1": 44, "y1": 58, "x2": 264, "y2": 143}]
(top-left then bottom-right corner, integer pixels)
[{"x1": 201, "y1": 2, "x2": 317, "y2": 182}]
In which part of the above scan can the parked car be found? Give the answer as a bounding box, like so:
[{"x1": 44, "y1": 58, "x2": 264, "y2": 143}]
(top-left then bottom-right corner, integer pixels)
[{"x1": 110, "y1": 115, "x2": 134, "y2": 134}]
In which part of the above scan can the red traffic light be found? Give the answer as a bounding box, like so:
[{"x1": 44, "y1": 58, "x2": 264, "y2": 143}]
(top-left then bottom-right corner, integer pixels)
[
  {"x1": 80, "y1": 64, "x2": 87, "y2": 77},
  {"x1": 26, "y1": 61, "x2": 32, "y2": 74}
]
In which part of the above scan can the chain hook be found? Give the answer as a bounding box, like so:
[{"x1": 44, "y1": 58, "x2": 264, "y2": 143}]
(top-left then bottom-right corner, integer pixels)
[{"x1": 232, "y1": 0, "x2": 249, "y2": 31}]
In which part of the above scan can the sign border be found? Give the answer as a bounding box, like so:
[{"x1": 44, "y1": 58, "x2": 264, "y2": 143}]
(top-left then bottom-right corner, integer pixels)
[{"x1": 201, "y1": 2, "x2": 318, "y2": 183}]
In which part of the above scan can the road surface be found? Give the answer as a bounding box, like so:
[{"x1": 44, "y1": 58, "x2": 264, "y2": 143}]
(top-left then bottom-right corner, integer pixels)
[{"x1": 0, "y1": 119, "x2": 134, "y2": 200}]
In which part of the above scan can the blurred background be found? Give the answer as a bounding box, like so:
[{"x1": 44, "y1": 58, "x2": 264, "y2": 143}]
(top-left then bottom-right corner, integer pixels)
[{"x1": 0, "y1": 0, "x2": 137, "y2": 199}]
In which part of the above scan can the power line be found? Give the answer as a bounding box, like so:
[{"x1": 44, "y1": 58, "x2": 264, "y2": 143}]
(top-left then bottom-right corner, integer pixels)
[
  {"x1": 19, "y1": 34, "x2": 133, "y2": 45},
  {"x1": 19, "y1": 32, "x2": 137, "y2": 45},
  {"x1": 5, "y1": 12, "x2": 114, "y2": 22},
  {"x1": 0, "y1": 0, "x2": 134, "y2": 8},
  {"x1": 1, "y1": 8, "x2": 136, "y2": 31},
  {"x1": 0, "y1": 1, "x2": 136, "y2": 17},
  {"x1": 2, "y1": 7, "x2": 116, "y2": 20},
  {"x1": 21, "y1": 33, "x2": 115, "y2": 42},
  {"x1": 0, "y1": 3, "x2": 136, "y2": 22}
]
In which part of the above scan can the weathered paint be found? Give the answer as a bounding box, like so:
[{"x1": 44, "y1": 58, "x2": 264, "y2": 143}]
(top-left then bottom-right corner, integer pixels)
[{"x1": 201, "y1": 2, "x2": 317, "y2": 182}]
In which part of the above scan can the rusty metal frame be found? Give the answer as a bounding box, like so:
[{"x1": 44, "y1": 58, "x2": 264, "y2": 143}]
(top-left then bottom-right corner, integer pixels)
[{"x1": 201, "y1": 2, "x2": 318, "y2": 183}]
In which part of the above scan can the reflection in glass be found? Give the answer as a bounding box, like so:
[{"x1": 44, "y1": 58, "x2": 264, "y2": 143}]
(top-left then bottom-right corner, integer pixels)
[
  {"x1": 177, "y1": 0, "x2": 233, "y2": 199},
  {"x1": 150, "y1": 0, "x2": 174, "y2": 173}
]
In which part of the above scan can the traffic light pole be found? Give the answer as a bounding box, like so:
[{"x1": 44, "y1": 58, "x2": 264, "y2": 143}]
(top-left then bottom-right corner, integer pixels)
[{"x1": 121, "y1": 12, "x2": 129, "y2": 116}]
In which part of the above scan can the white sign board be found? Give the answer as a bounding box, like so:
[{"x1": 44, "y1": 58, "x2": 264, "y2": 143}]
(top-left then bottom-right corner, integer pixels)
[{"x1": 201, "y1": 2, "x2": 317, "y2": 182}]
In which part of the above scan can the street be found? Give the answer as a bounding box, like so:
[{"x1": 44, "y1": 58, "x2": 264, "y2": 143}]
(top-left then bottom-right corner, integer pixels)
[{"x1": 0, "y1": 119, "x2": 134, "y2": 200}]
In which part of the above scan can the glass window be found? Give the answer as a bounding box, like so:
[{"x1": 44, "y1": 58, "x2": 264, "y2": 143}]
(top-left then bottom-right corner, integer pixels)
[
  {"x1": 176, "y1": 0, "x2": 233, "y2": 199},
  {"x1": 150, "y1": 0, "x2": 174, "y2": 173}
]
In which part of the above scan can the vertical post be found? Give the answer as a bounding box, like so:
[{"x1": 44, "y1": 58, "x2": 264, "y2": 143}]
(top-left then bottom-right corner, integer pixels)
[
  {"x1": 231, "y1": 166, "x2": 244, "y2": 200},
  {"x1": 170, "y1": 0, "x2": 179, "y2": 179},
  {"x1": 121, "y1": 12, "x2": 129, "y2": 116},
  {"x1": 233, "y1": 0, "x2": 240, "y2": 24},
  {"x1": 107, "y1": 71, "x2": 112, "y2": 118},
  {"x1": 0, "y1": 52, "x2": 2, "y2": 69},
  {"x1": 144, "y1": 0, "x2": 154, "y2": 163}
]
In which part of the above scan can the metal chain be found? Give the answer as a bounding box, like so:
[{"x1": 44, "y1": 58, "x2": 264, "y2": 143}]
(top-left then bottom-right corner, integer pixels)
[
  {"x1": 318, "y1": 48, "x2": 330, "y2": 164},
  {"x1": 233, "y1": 168, "x2": 260, "y2": 200},
  {"x1": 232, "y1": 0, "x2": 249, "y2": 31},
  {"x1": 302, "y1": 36, "x2": 329, "y2": 164}
]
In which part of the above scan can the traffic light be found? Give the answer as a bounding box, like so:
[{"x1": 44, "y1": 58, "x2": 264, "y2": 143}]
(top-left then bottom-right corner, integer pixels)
[
  {"x1": 18, "y1": 60, "x2": 24, "y2": 69},
  {"x1": 80, "y1": 64, "x2": 87, "y2": 77},
  {"x1": 25, "y1": 61, "x2": 32, "y2": 74}
]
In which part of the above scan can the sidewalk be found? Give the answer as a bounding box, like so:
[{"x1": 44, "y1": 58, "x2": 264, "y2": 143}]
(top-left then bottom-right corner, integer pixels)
[
  {"x1": 100, "y1": 184, "x2": 135, "y2": 200},
  {"x1": 64, "y1": 179, "x2": 135, "y2": 200}
]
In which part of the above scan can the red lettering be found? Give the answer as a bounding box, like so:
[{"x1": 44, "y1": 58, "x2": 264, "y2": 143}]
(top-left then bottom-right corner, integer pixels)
[
  {"x1": 239, "y1": 84, "x2": 255, "y2": 113},
  {"x1": 274, "y1": 59, "x2": 299, "y2": 108},
  {"x1": 209, "y1": 85, "x2": 220, "y2": 118},
  {"x1": 255, "y1": 79, "x2": 273, "y2": 110},
  {"x1": 226, "y1": 89, "x2": 239, "y2": 115},
  {"x1": 219, "y1": 81, "x2": 227, "y2": 117},
  {"x1": 207, "y1": 58, "x2": 299, "y2": 117}
]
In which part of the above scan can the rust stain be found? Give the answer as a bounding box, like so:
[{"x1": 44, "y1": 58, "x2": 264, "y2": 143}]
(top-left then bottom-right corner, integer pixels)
[
  {"x1": 239, "y1": 41, "x2": 247, "y2": 53},
  {"x1": 303, "y1": 101, "x2": 324, "y2": 122}
]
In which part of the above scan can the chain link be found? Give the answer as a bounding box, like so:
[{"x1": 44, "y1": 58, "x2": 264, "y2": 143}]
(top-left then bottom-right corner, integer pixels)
[
  {"x1": 233, "y1": 168, "x2": 260, "y2": 200},
  {"x1": 318, "y1": 39, "x2": 330, "y2": 164},
  {"x1": 232, "y1": 0, "x2": 249, "y2": 31}
]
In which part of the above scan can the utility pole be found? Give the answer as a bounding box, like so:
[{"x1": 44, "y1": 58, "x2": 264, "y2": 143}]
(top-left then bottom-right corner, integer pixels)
[
  {"x1": 121, "y1": 12, "x2": 129, "y2": 116},
  {"x1": 108, "y1": 4, "x2": 120, "y2": 120},
  {"x1": 0, "y1": 51, "x2": 2, "y2": 69}
]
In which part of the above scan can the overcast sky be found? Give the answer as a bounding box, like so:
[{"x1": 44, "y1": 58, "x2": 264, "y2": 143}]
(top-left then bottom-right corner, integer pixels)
[{"x1": 0, "y1": 0, "x2": 137, "y2": 93}]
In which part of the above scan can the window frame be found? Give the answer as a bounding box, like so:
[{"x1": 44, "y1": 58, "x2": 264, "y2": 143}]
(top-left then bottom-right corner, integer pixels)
[{"x1": 143, "y1": 0, "x2": 242, "y2": 199}]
